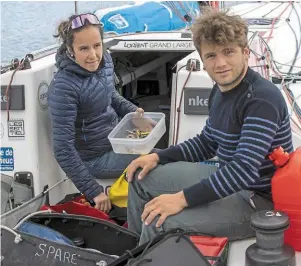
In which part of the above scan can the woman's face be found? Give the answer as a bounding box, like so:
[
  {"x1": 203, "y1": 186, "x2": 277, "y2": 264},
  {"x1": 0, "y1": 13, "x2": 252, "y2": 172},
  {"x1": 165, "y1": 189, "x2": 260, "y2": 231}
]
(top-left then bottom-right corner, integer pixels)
[{"x1": 72, "y1": 25, "x2": 103, "y2": 72}]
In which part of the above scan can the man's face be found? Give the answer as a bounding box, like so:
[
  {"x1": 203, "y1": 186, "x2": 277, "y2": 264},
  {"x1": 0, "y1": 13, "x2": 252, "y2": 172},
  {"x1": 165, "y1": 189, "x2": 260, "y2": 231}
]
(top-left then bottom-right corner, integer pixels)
[{"x1": 200, "y1": 41, "x2": 249, "y2": 91}]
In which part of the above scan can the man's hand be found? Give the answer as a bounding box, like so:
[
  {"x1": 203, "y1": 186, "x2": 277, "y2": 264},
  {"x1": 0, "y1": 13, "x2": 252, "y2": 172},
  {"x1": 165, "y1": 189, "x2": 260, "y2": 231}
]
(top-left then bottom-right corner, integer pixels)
[
  {"x1": 93, "y1": 192, "x2": 112, "y2": 214},
  {"x1": 126, "y1": 153, "x2": 159, "y2": 182},
  {"x1": 142, "y1": 191, "x2": 188, "y2": 227}
]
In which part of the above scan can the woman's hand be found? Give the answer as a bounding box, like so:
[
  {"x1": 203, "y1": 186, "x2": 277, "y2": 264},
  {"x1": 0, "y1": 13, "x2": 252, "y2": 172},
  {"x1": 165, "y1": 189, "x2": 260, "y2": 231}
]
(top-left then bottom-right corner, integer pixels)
[
  {"x1": 132, "y1": 108, "x2": 157, "y2": 132},
  {"x1": 93, "y1": 192, "x2": 112, "y2": 214},
  {"x1": 136, "y1": 108, "x2": 144, "y2": 116}
]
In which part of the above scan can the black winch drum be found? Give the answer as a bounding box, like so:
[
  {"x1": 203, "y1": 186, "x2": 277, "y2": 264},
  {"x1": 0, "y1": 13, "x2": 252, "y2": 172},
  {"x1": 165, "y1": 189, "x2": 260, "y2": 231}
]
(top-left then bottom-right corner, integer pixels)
[{"x1": 245, "y1": 210, "x2": 296, "y2": 266}]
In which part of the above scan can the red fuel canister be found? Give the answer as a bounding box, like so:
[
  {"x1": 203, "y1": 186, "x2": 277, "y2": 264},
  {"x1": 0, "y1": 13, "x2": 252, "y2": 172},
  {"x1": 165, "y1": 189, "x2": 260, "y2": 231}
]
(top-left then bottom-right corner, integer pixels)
[{"x1": 269, "y1": 146, "x2": 301, "y2": 251}]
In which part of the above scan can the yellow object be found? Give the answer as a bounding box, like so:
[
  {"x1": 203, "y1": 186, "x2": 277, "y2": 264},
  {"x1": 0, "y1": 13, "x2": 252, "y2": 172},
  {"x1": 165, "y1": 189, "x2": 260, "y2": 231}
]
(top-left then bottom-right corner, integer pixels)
[
  {"x1": 109, "y1": 155, "x2": 146, "y2": 207},
  {"x1": 126, "y1": 129, "x2": 150, "y2": 139},
  {"x1": 135, "y1": 130, "x2": 150, "y2": 138},
  {"x1": 109, "y1": 169, "x2": 129, "y2": 208}
]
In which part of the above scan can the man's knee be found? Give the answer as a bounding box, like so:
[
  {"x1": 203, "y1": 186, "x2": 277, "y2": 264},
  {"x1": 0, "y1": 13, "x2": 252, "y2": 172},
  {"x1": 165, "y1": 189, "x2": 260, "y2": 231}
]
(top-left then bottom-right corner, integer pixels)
[
  {"x1": 127, "y1": 167, "x2": 144, "y2": 183},
  {"x1": 128, "y1": 171, "x2": 149, "y2": 202},
  {"x1": 127, "y1": 167, "x2": 142, "y2": 190},
  {"x1": 140, "y1": 217, "x2": 164, "y2": 245},
  {"x1": 130, "y1": 167, "x2": 157, "y2": 188}
]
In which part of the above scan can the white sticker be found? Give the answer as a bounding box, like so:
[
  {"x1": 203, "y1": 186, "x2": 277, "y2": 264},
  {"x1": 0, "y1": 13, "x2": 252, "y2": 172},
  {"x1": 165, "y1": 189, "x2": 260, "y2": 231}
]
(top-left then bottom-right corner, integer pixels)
[
  {"x1": 265, "y1": 211, "x2": 275, "y2": 217},
  {"x1": 108, "y1": 14, "x2": 129, "y2": 29},
  {"x1": 8, "y1": 120, "x2": 25, "y2": 139},
  {"x1": 38, "y1": 81, "x2": 49, "y2": 109},
  {"x1": 110, "y1": 40, "x2": 195, "y2": 51},
  {"x1": 0, "y1": 123, "x2": 4, "y2": 139}
]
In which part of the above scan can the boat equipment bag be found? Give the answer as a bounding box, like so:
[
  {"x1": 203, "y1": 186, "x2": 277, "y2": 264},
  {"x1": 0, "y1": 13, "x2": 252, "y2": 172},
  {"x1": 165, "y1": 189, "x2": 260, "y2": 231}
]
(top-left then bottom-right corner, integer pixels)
[
  {"x1": 26, "y1": 213, "x2": 139, "y2": 256},
  {"x1": 1, "y1": 225, "x2": 118, "y2": 266},
  {"x1": 41, "y1": 193, "x2": 127, "y2": 226},
  {"x1": 108, "y1": 229, "x2": 229, "y2": 266},
  {"x1": 17, "y1": 221, "x2": 74, "y2": 246}
]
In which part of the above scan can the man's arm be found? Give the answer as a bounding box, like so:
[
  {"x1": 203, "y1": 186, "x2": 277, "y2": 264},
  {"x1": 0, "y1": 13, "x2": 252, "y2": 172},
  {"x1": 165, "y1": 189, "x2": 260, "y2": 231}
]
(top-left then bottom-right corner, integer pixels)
[
  {"x1": 155, "y1": 118, "x2": 219, "y2": 164},
  {"x1": 48, "y1": 81, "x2": 103, "y2": 201},
  {"x1": 182, "y1": 99, "x2": 282, "y2": 207}
]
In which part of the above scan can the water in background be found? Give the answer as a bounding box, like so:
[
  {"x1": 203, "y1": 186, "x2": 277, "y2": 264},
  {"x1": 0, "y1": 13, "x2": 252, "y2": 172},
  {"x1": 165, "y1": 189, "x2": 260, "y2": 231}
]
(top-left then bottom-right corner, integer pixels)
[
  {"x1": 1, "y1": 1, "x2": 242, "y2": 65},
  {"x1": 1, "y1": 1, "x2": 132, "y2": 64}
]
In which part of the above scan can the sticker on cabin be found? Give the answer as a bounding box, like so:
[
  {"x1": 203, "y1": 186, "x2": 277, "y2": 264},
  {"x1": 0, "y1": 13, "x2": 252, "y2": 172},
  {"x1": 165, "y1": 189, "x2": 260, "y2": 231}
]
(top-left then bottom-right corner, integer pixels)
[
  {"x1": 184, "y1": 87, "x2": 211, "y2": 115},
  {"x1": 0, "y1": 147, "x2": 14, "y2": 171},
  {"x1": 38, "y1": 81, "x2": 49, "y2": 109},
  {"x1": 0, "y1": 123, "x2": 4, "y2": 139},
  {"x1": 1, "y1": 85, "x2": 25, "y2": 110},
  {"x1": 8, "y1": 119, "x2": 25, "y2": 139},
  {"x1": 108, "y1": 14, "x2": 129, "y2": 29},
  {"x1": 110, "y1": 40, "x2": 195, "y2": 51}
]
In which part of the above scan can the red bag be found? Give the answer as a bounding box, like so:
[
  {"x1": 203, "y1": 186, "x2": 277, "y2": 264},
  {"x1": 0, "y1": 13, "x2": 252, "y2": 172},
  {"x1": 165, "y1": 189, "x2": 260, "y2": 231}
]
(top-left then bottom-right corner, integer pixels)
[
  {"x1": 110, "y1": 230, "x2": 229, "y2": 266},
  {"x1": 189, "y1": 235, "x2": 229, "y2": 265},
  {"x1": 40, "y1": 194, "x2": 117, "y2": 224}
]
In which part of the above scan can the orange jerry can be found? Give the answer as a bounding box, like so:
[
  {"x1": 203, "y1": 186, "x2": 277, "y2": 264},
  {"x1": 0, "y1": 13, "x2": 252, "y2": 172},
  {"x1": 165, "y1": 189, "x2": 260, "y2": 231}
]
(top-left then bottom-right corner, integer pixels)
[{"x1": 269, "y1": 146, "x2": 301, "y2": 251}]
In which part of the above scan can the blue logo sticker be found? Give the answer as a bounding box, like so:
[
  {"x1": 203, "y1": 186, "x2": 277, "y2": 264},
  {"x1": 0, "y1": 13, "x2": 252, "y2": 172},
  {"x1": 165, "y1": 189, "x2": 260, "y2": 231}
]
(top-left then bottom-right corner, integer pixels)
[
  {"x1": 108, "y1": 14, "x2": 129, "y2": 29},
  {"x1": 0, "y1": 147, "x2": 14, "y2": 171},
  {"x1": 200, "y1": 160, "x2": 220, "y2": 168}
]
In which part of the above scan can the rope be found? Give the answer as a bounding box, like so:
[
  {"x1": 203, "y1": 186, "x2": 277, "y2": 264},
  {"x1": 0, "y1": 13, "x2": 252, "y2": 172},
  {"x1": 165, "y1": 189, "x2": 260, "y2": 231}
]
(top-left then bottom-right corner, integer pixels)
[
  {"x1": 239, "y1": 2, "x2": 301, "y2": 135},
  {"x1": 0, "y1": 225, "x2": 22, "y2": 244},
  {"x1": 166, "y1": 1, "x2": 187, "y2": 23},
  {"x1": 5, "y1": 63, "x2": 23, "y2": 121},
  {"x1": 240, "y1": 2, "x2": 270, "y2": 17},
  {"x1": 262, "y1": 2, "x2": 284, "y2": 18},
  {"x1": 13, "y1": 209, "x2": 52, "y2": 230}
]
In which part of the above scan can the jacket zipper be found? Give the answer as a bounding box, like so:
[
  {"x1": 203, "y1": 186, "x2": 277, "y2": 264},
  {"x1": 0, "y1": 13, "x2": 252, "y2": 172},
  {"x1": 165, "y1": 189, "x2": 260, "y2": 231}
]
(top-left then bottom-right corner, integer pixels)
[{"x1": 82, "y1": 119, "x2": 87, "y2": 142}]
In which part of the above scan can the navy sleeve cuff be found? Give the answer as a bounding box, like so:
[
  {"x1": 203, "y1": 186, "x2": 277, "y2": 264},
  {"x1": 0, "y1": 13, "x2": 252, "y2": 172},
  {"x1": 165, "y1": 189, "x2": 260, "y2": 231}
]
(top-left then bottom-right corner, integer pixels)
[
  {"x1": 156, "y1": 150, "x2": 172, "y2": 165},
  {"x1": 155, "y1": 146, "x2": 185, "y2": 165},
  {"x1": 183, "y1": 178, "x2": 220, "y2": 207},
  {"x1": 85, "y1": 184, "x2": 104, "y2": 201},
  {"x1": 130, "y1": 105, "x2": 138, "y2": 113}
]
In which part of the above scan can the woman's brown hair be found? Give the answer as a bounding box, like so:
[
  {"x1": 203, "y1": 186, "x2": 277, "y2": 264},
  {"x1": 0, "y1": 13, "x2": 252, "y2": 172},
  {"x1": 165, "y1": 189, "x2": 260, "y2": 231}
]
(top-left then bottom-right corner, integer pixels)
[{"x1": 53, "y1": 14, "x2": 104, "y2": 53}]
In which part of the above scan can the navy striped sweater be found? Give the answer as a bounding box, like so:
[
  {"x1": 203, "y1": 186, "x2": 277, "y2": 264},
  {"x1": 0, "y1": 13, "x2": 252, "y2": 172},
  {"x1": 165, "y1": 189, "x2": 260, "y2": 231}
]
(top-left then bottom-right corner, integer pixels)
[{"x1": 156, "y1": 68, "x2": 294, "y2": 207}]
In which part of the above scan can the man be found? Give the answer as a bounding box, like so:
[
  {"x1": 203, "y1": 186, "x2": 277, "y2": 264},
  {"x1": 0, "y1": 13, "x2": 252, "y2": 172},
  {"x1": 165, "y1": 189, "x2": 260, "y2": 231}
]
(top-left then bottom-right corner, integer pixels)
[{"x1": 126, "y1": 8, "x2": 294, "y2": 245}]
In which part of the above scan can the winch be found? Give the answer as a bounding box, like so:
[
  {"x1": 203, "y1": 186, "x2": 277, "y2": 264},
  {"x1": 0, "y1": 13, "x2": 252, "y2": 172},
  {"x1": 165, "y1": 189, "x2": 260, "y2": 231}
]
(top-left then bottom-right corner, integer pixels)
[{"x1": 245, "y1": 210, "x2": 296, "y2": 266}]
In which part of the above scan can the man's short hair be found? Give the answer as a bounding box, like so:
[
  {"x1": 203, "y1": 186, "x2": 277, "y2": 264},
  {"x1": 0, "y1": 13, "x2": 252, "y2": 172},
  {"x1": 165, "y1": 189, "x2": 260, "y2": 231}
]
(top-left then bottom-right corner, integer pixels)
[{"x1": 192, "y1": 7, "x2": 249, "y2": 54}]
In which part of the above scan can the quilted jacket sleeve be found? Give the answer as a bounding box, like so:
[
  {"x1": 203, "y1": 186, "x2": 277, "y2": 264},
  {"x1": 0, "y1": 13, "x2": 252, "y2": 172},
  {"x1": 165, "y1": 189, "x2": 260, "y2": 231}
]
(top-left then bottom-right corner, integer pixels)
[
  {"x1": 111, "y1": 88, "x2": 137, "y2": 117},
  {"x1": 48, "y1": 79, "x2": 103, "y2": 200},
  {"x1": 103, "y1": 51, "x2": 137, "y2": 117}
]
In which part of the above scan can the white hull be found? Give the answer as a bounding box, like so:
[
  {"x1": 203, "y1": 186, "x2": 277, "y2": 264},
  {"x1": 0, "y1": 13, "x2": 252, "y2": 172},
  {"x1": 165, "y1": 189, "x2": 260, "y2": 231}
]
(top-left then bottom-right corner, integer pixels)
[{"x1": 1, "y1": 1, "x2": 300, "y2": 264}]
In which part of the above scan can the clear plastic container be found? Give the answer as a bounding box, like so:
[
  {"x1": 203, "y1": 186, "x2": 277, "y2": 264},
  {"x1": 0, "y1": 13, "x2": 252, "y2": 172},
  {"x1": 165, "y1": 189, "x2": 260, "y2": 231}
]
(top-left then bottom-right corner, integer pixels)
[{"x1": 108, "y1": 112, "x2": 166, "y2": 154}]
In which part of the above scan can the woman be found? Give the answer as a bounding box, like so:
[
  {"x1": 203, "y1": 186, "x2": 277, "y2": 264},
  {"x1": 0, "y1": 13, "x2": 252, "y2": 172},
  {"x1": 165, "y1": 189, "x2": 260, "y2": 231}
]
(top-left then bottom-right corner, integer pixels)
[{"x1": 48, "y1": 13, "x2": 142, "y2": 213}]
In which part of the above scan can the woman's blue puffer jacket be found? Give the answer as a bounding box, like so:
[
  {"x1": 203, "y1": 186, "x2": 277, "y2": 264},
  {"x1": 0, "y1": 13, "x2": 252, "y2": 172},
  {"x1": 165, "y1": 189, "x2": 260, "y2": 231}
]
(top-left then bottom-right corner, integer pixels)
[{"x1": 48, "y1": 47, "x2": 137, "y2": 200}]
